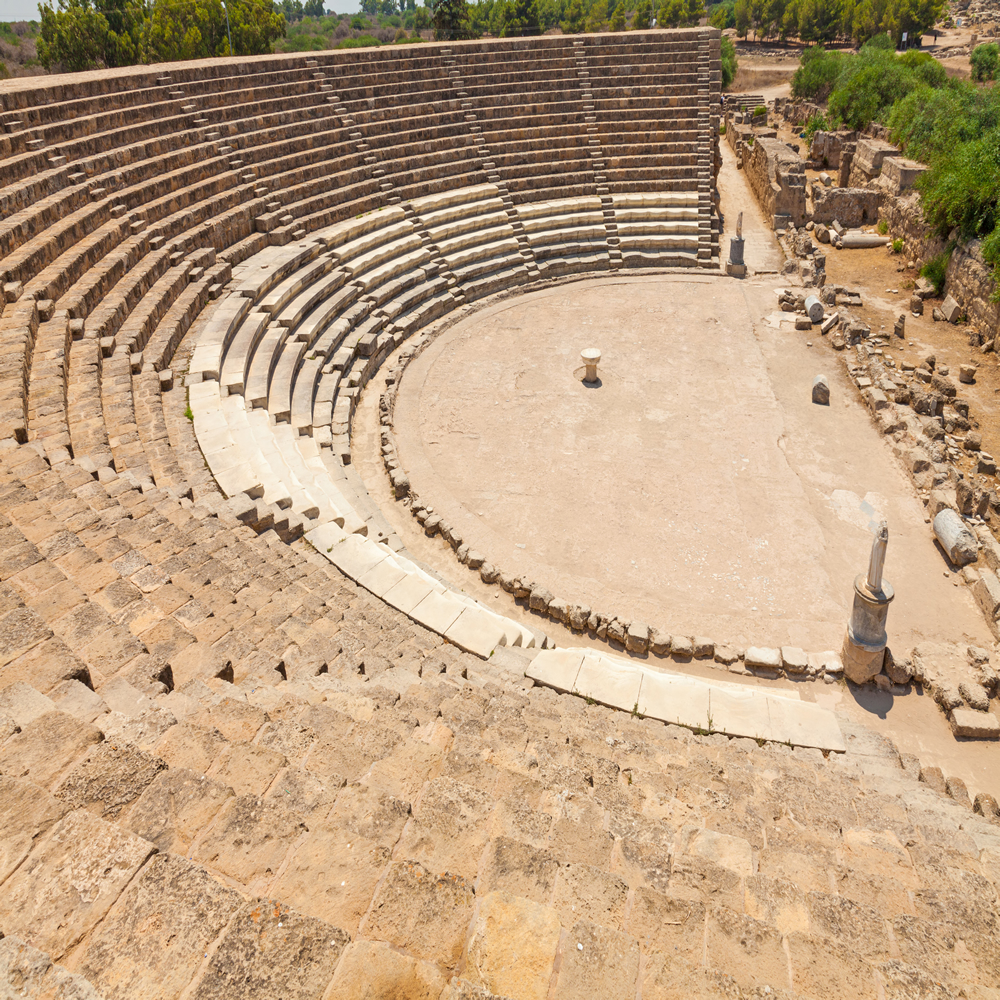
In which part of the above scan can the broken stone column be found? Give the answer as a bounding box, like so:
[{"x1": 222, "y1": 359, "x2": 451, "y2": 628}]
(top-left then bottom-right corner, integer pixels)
[
  {"x1": 581, "y1": 348, "x2": 601, "y2": 384},
  {"x1": 842, "y1": 521, "x2": 894, "y2": 684},
  {"x1": 727, "y1": 211, "x2": 746, "y2": 277}
]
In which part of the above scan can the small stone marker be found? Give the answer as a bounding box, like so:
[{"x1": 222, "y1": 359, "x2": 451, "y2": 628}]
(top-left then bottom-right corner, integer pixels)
[
  {"x1": 893, "y1": 314, "x2": 905, "y2": 338},
  {"x1": 581, "y1": 348, "x2": 601, "y2": 384},
  {"x1": 959, "y1": 364, "x2": 977, "y2": 384},
  {"x1": 812, "y1": 375, "x2": 830, "y2": 405},
  {"x1": 933, "y1": 508, "x2": 978, "y2": 566}
]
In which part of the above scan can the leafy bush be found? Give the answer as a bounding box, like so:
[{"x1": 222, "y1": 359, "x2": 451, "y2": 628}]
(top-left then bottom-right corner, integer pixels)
[
  {"x1": 791, "y1": 46, "x2": 842, "y2": 101},
  {"x1": 921, "y1": 250, "x2": 951, "y2": 295},
  {"x1": 891, "y1": 237, "x2": 904, "y2": 253},
  {"x1": 971, "y1": 42, "x2": 1000, "y2": 82},
  {"x1": 753, "y1": 104, "x2": 766, "y2": 117},
  {"x1": 337, "y1": 33, "x2": 381, "y2": 46},
  {"x1": 720, "y1": 34, "x2": 736, "y2": 89},
  {"x1": 828, "y1": 47, "x2": 930, "y2": 129},
  {"x1": 877, "y1": 218, "x2": 889, "y2": 235}
]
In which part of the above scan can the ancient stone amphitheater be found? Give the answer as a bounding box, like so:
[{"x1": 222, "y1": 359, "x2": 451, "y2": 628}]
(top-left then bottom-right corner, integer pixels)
[{"x1": 1, "y1": 29, "x2": 998, "y2": 1000}]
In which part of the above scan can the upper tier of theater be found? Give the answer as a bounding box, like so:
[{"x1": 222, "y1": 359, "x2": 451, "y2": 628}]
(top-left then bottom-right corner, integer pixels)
[{"x1": 0, "y1": 30, "x2": 721, "y2": 450}]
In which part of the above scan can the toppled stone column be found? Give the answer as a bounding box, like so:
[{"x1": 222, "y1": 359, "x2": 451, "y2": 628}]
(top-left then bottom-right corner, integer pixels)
[
  {"x1": 933, "y1": 508, "x2": 978, "y2": 565},
  {"x1": 842, "y1": 521, "x2": 894, "y2": 684}
]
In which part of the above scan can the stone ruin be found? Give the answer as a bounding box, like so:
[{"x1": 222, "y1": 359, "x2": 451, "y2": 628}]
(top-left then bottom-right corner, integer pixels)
[{"x1": 0, "y1": 30, "x2": 999, "y2": 1000}]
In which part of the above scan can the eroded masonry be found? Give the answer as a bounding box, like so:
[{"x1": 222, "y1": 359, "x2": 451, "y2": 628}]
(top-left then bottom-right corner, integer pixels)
[{"x1": 1, "y1": 30, "x2": 999, "y2": 1000}]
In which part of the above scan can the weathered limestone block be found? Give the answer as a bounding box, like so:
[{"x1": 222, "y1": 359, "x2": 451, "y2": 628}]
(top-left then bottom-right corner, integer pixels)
[
  {"x1": 552, "y1": 919, "x2": 639, "y2": 1000},
  {"x1": 0, "y1": 935, "x2": 105, "y2": 1000},
  {"x1": 463, "y1": 891, "x2": 561, "y2": 1000},
  {"x1": 74, "y1": 854, "x2": 243, "y2": 1000},
  {"x1": 189, "y1": 899, "x2": 350, "y2": 1000},
  {"x1": 879, "y1": 156, "x2": 927, "y2": 194},
  {"x1": 0, "y1": 710, "x2": 104, "y2": 789},
  {"x1": 53, "y1": 741, "x2": 168, "y2": 819},
  {"x1": 744, "y1": 137, "x2": 808, "y2": 228},
  {"x1": 124, "y1": 767, "x2": 234, "y2": 855},
  {"x1": 951, "y1": 709, "x2": 1000, "y2": 738},
  {"x1": 625, "y1": 621, "x2": 649, "y2": 653},
  {"x1": 848, "y1": 138, "x2": 900, "y2": 185},
  {"x1": 360, "y1": 859, "x2": 475, "y2": 969},
  {"x1": 324, "y1": 941, "x2": 448, "y2": 1000},
  {"x1": 0, "y1": 808, "x2": 155, "y2": 959}
]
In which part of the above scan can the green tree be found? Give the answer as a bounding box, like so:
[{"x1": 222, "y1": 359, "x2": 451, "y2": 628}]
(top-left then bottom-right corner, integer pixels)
[
  {"x1": 708, "y1": 1, "x2": 734, "y2": 28},
  {"x1": 585, "y1": 0, "x2": 609, "y2": 29},
  {"x1": 733, "y1": 0, "x2": 750, "y2": 36},
  {"x1": 659, "y1": 0, "x2": 684, "y2": 24},
  {"x1": 632, "y1": 0, "x2": 651, "y2": 27},
  {"x1": 432, "y1": 0, "x2": 475, "y2": 35},
  {"x1": 971, "y1": 41, "x2": 1000, "y2": 82},
  {"x1": 302, "y1": 0, "x2": 325, "y2": 12},
  {"x1": 682, "y1": 0, "x2": 705, "y2": 23},
  {"x1": 494, "y1": 0, "x2": 539, "y2": 34},
  {"x1": 37, "y1": 0, "x2": 116, "y2": 70},
  {"x1": 609, "y1": 0, "x2": 626, "y2": 28},
  {"x1": 720, "y1": 32, "x2": 737, "y2": 87},
  {"x1": 561, "y1": 0, "x2": 585, "y2": 31}
]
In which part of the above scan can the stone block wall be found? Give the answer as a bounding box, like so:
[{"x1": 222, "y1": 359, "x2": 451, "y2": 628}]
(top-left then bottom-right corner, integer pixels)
[
  {"x1": 809, "y1": 129, "x2": 857, "y2": 169},
  {"x1": 848, "y1": 137, "x2": 902, "y2": 187},
  {"x1": 811, "y1": 184, "x2": 879, "y2": 227},
  {"x1": 743, "y1": 136, "x2": 808, "y2": 228}
]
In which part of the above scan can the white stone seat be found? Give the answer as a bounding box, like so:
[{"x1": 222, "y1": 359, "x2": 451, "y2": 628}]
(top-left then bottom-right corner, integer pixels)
[
  {"x1": 245, "y1": 325, "x2": 289, "y2": 409},
  {"x1": 516, "y1": 195, "x2": 603, "y2": 219},
  {"x1": 435, "y1": 221, "x2": 516, "y2": 258},
  {"x1": 314, "y1": 205, "x2": 408, "y2": 251},
  {"x1": 409, "y1": 182, "x2": 501, "y2": 218},
  {"x1": 268, "y1": 337, "x2": 309, "y2": 423},
  {"x1": 189, "y1": 295, "x2": 251, "y2": 381},
  {"x1": 344, "y1": 234, "x2": 426, "y2": 281},
  {"x1": 232, "y1": 240, "x2": 322, "y2": 300},
  {"x1": 189, "y1": 380, "x2": 263, "y2": 499},
  {"x1": 220, "y1": 310, "x2": 269, "y2": 396},
  {"x1": 444, "y1": 234, "x2": 523, "y2": 271},
  {"x1": 220, "y1": 392, "x2": 293, "y2": 509},
  {"x1": 290, "y1": 355, "x2": 322, "y2": 433},
  {"x1": 275, "y1": 268, "x2": 348, "y2": 330},
  {"x1": 302, "y1": 284, "x2": 365, "y2": 359},
  {"x1": 332, "y1": 220, "x2": 415, "y2": 266},
  {"x1": 258, "y1": 256, "x2": 334, "y2": 316},
  {"x1": 611, "y1": 191, "x2": 699, "y2": 209}
]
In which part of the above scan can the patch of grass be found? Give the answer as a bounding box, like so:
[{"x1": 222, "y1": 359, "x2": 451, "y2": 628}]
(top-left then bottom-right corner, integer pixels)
[
  {"x1": 877, "y1": 218, "x2": 889, "y2": 235},
  {"x1": 890, "y1": 237, "x2": 904, "y2": 253},
  {"x1": 184, "y1": 405, "x2": 193, "y2": 421},
  {"x1": 921, "y1": 249, "x2": 951, "y2": 294}
]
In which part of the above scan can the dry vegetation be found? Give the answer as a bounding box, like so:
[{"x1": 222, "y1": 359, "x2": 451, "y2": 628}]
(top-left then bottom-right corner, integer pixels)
[{"x1": 0, "y1": 20, "x2": 42, "y2": 78}]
